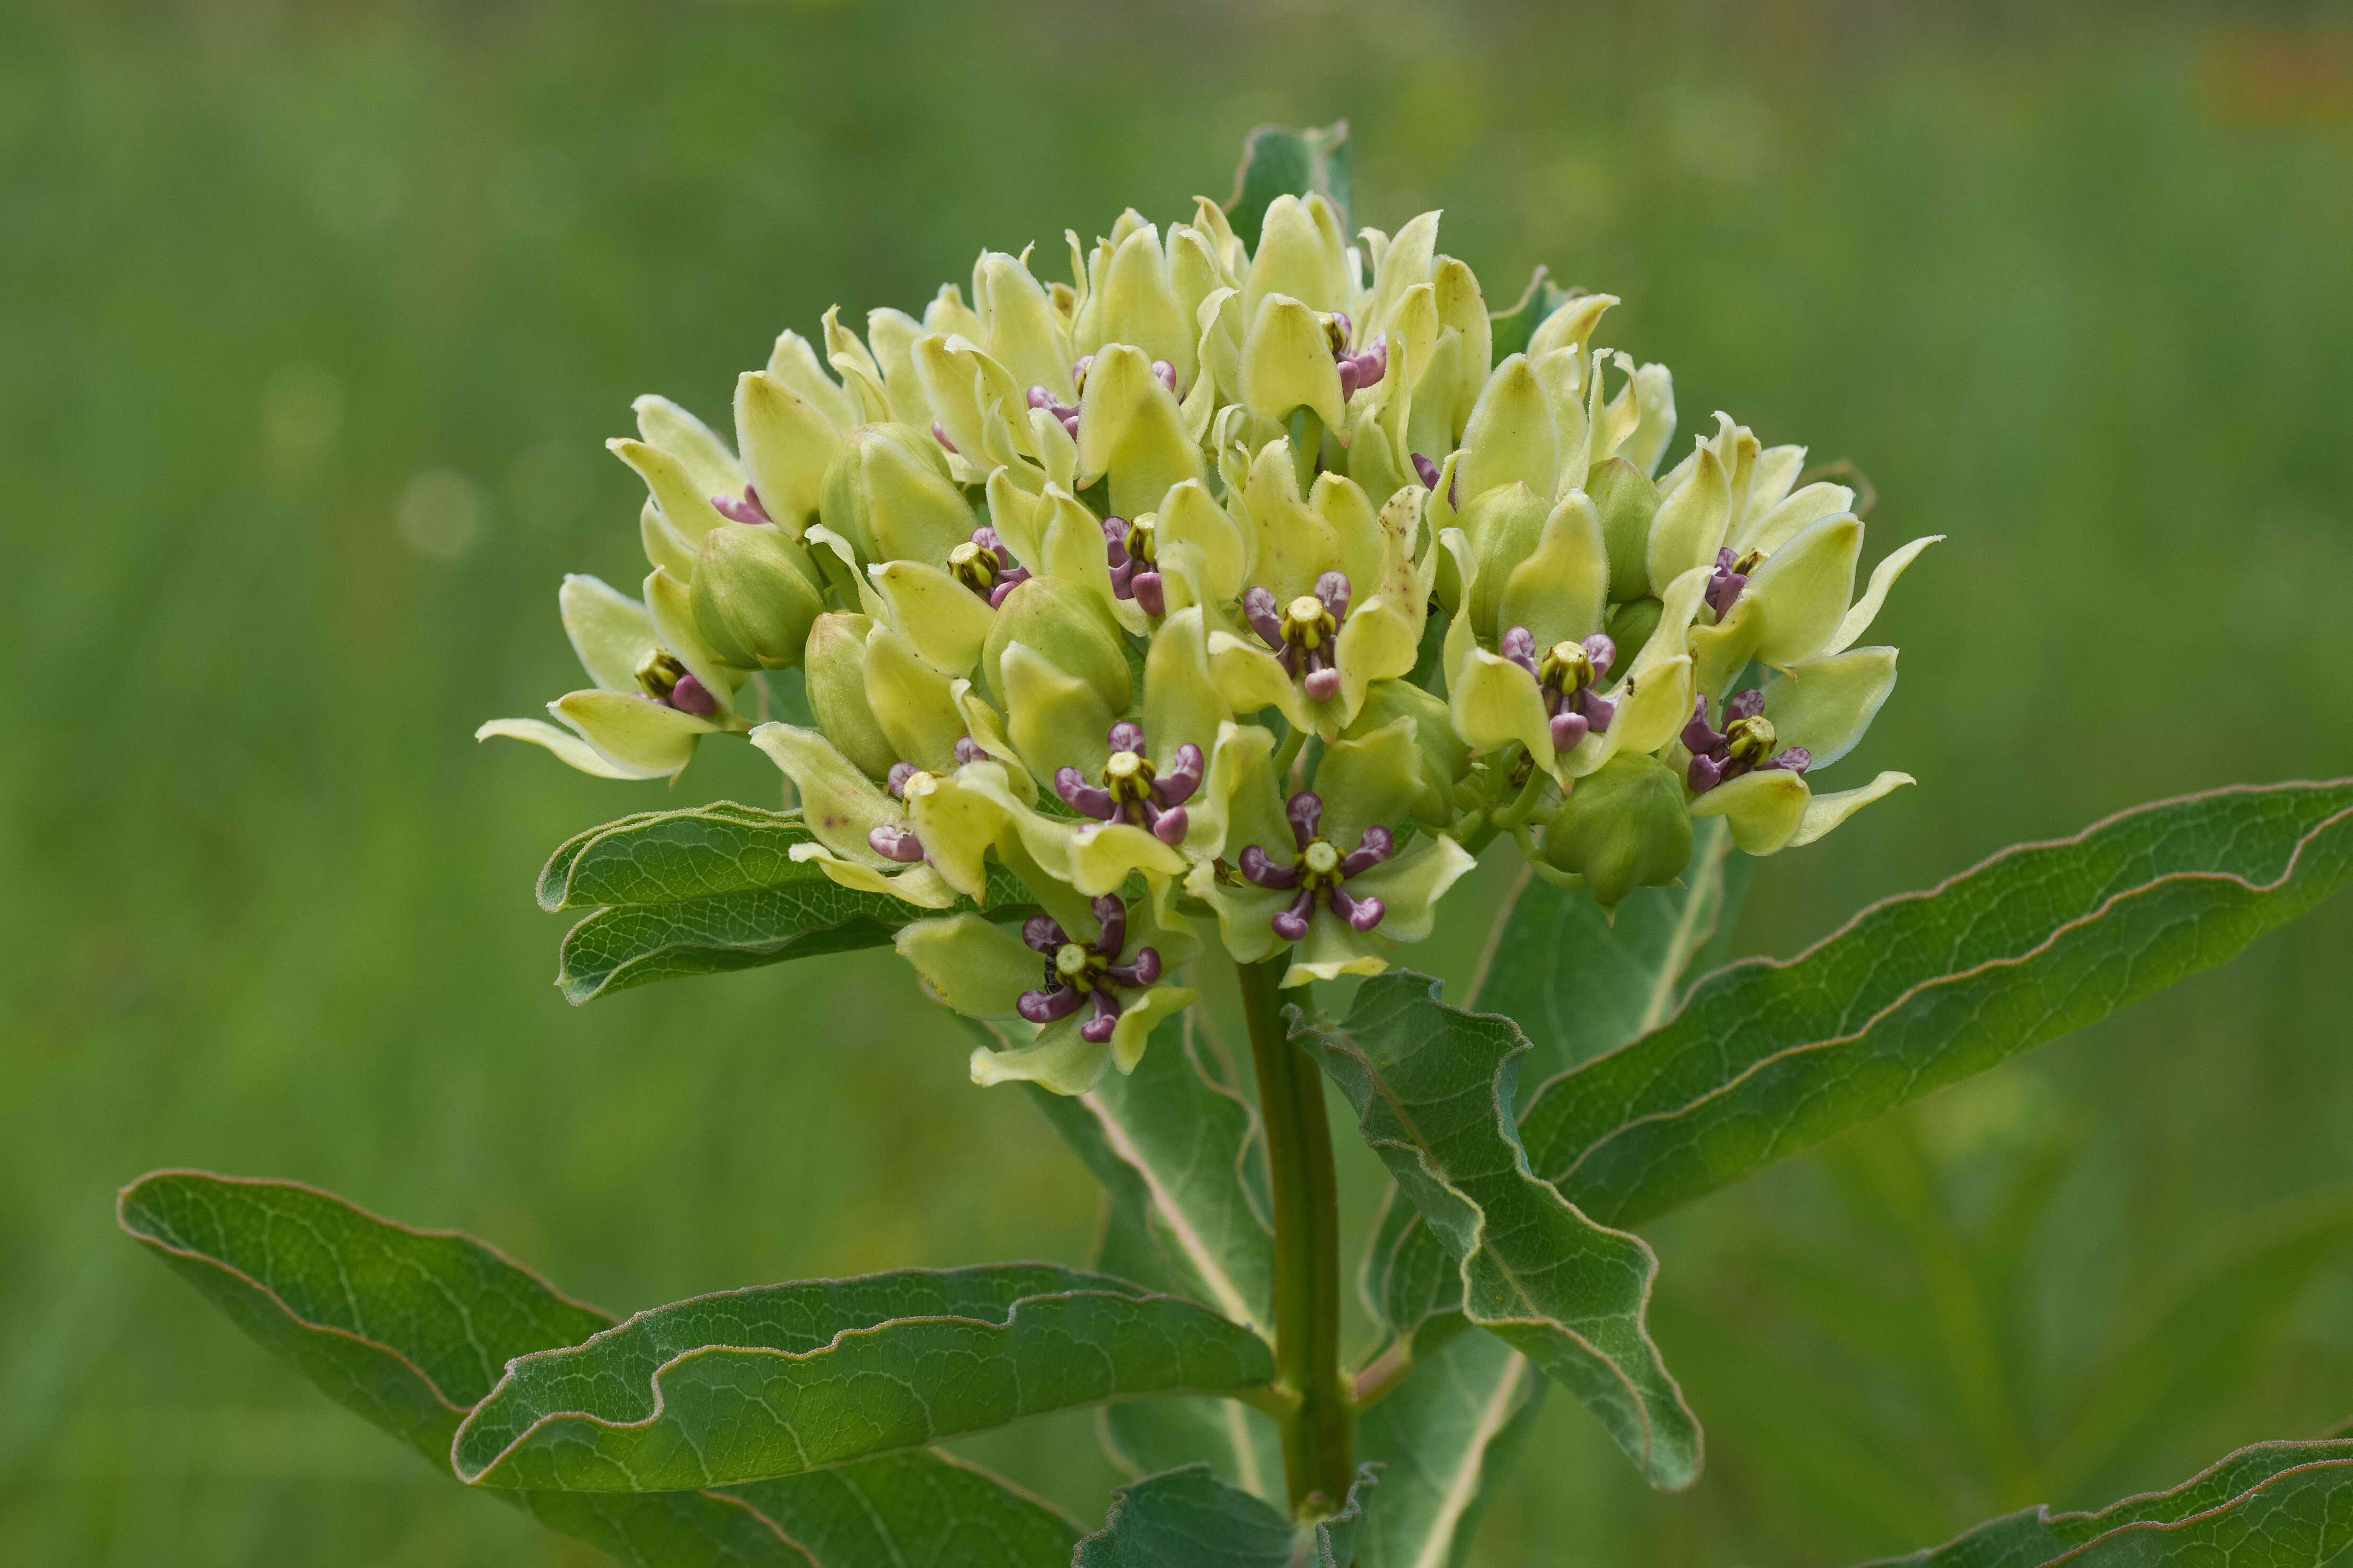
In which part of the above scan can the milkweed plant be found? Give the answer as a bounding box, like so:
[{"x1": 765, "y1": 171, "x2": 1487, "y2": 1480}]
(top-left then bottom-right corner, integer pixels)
[{"x1": 124, "y1": 124, "x2": 2353, "y2": 1567}]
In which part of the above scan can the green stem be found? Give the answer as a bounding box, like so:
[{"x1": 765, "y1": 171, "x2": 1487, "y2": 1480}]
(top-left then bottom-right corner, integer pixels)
[{"x1": 1235, "y1": 953, "x2": 1354, "y2": 1518}]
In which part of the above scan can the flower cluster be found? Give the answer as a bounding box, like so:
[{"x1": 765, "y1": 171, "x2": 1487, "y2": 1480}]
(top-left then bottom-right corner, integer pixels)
[{"x1": 483, "y1": 190, "x2": 1934, "y2": 1093}]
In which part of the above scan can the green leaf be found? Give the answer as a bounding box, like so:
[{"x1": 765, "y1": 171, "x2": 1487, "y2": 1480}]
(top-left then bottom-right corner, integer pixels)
[
  {"x1": 543, "y1": 802, "x2": 1036, "y2": 1004},
  {"x1": 1521, "y1": 780, "x2": 2353, "y2": 1229},
  {"x1": 119, "y1": 1170, "x2": 1079, "y2": 1567},
  {"x1": 1024, "y1": 1012, "x2": 1285, "y2": 1500},
  {"x1": 1864, "y1": 1439, "x2": 2353, "y2": 1568},
  {"x1": 1299, "y1": 975, "x2": 1703, "y2": 1491},
  {"x1": 1225, "y1": 121, "x2": 1351, "y2": 249},
  {"x1": 1350, "y1": 1331, "x2": 1546, "y2": 1568},
  {"x1": 1073, "y1": 1461, "x2": 1379, "y2": 1567},
  {"x1": 1484, "y1": 267, "x2": 1575, "y2": 367},
  {"x1": 454, "y1": 1264, "x2": 1279, "y2": 1491},
  {"x1": 1339, "y1": 824, "x2": 1749, "y2": 1548}
]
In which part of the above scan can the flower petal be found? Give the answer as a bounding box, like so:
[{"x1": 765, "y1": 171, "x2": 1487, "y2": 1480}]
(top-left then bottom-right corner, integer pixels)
[
  {"x1": 474, "y1": 717, "x2": 660, "y2": 781},
  {"x1": 748, "y1": 722, "x2": 895, "y2": 861},
  {"x1": 1787, "y1": 770, "x2": 1916, "y2": 848},
  {"x1": 559, "y1": 574, "x2": 658, "y2": 694},
  {"x1": 1748, "y1": 511, "x2": 1862, "y2": 667},
  {"x1": 867, "y1": 559, "x2": 994, "y2": 677},
  {"x1": 898, "y1": 913, "x2": 1043, "y2": 1018},
  {"x1": 550, "y1": 690, "x2": 715, "y2": 778},
  {"x1": 1688, "y1": 767, "x2": 1811, "y2": 855},
  {"x1": 1344, "y1": 832, "x2": 1476, "y2": 943},
  {"x1": 1821, "y1": 535, "x2": 1942, "y2": 657},
  {"x1": 1764, "y1": 647, "x2": 1900, "y2": 770},
  {"x1": 968, "y1": 1020, "x2": 1111, "y2": 1096}
]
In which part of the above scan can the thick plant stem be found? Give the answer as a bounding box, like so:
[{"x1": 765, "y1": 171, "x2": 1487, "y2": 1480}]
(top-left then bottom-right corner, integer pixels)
[{"x1": 1235, "y1": 953, "x2": 1354, "y2": 1518}]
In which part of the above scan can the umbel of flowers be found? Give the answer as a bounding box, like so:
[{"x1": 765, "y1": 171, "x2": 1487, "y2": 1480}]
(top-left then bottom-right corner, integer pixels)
[{"x1": 482, "y1": 190, "x2": 1934, "y2": 1096}]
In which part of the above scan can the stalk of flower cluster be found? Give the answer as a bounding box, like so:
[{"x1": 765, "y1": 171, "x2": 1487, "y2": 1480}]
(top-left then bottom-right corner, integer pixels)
[{"x1": 1236, "y1": 953, "x2": 1354, "y2": 1518}]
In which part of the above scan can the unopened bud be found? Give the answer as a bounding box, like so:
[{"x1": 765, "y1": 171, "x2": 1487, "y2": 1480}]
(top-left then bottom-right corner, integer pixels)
[
  {"x1": 691, "y1": 522, "x2": 825, "y2": 670},
  {"x1": 1541, "y1": 753, "x2": 1693, "y2": 911}
]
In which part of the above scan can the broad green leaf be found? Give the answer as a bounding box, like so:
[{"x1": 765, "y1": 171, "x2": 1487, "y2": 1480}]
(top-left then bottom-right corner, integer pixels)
[
  {"x1": 454, "y1": 1264, "x2": 1279, "y2": 1491},
  {"x1": 1300, "y1": 975, "x2": 1703, "y2": 1490},
  {"x1": 1073, "y1": 1461, "x2": 1379, "y2": 1567},
  {"x1": 1226, "y1": 121, "x2": 1351, "y2": 247},
  {"x1": 1521, "y1": 781, "x2": 2353, "y2": 1229},
  {"x1": 544, "y1": 802, "x2": 1036, "y2": 1003},
  {"x1": 540, "y1": 801, "x2": 829, "y2": 909},
  {"x1": 1025, "y1": 1011, "x2": 1285, "y2": 1500},
  {"x1": 1865, "y1": 1439, "x2": 2353, "y2": 1568},
  {"x1": 119, "y1": 1170, "x2": 1078, "y2": 1567},
  {"x1": 1350, "y1": 1330, "x2": 1546, "y2": 1568},
  {"x1": 1341, "y1": 823, "x2": 1750, "y2": 1552},
  {"x1": 1484, "y1": 267, "x2": 1574, "y2": 368}
]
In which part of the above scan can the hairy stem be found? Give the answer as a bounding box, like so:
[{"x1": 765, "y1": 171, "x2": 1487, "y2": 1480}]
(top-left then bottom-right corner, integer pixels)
[{"x1": 1236, "y1": 953, "x2": 1354, "y2": 1518}]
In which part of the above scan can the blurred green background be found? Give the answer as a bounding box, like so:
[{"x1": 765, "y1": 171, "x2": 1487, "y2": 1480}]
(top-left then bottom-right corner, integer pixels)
[{"x1": 6, "y1": 1, "x2": 2352, "y2": 1562}]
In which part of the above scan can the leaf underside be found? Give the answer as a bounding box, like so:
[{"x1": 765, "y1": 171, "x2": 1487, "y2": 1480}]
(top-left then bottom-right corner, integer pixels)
[
  {"x1": 118, "y1": 1171, "x2": 1082, "y2": 1567},
  {"x1": 453, "y1": 1263, "x2": 1277, "y2": 1492},
  {"x1": 542, "y1": 803, "x2": 1034, "y2": 1004}
]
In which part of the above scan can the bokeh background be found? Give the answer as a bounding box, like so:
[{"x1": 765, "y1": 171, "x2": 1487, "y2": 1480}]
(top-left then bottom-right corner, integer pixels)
[{"x1": 7, "y1": 1, "x2": 2353, "y2": 1562}]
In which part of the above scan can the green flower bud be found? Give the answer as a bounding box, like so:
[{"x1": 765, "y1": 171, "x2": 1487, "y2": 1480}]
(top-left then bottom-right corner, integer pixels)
[
  {"x1": 1589, "y1": 455, "x2": 1662, "y2": 603},
  {"x1": 1541, "y1": 752, "x2": 1693, "y2": 910},
  {"x1": 804, "y1": 612, "x2": 896, "y2": 778},
  {"x1": 818, "y1": 422, "x2": 972, "y2": 566},
  {"x1": 981, "y1": 576, "x2": 1131, "y2": 716},
  {"x1": 689, "y1": 522, "x2": 825, "y2": 670}
]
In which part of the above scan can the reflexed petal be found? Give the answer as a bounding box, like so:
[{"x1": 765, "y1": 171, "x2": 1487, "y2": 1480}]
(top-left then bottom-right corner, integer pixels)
[
  {"x1": 1733, "y1": 480, "x2": 1852, "y2": 557},
  {"x1": 983, "y1": 467, "x2": 1046, "y2": 569},
  {"x1": 1749, "y1": 512, "x2": 1862, "y2": 667},
  {"x1": 1143, "y1": 608, "x2": 1231, "y2": 770},
  {"x1": 977, "y1": 252, "x2": 1075, "y2": 403},
  {"x1": 950, "y1": 679, "x2": 1036, "y2": 802},
  {"x1": 1822, "y1": 535, "x2": 1942, "y2": 657},
  {"x1": 1787, "y1": 770, "x2": 1916, "y2": 848},
  {"x1": 610, "y1": 437, "x2": 727, "y2": 544},
  {"x1": 902, "y1": 765, "x2": 1014, "y2": 897},
  {"x1": 734, "y1": 371, "x2": 841, "y2": 537},
  {"x1": 1338, "y1": 832, "x2": 1476, "y2": 943},
  {"x1": 767, "y1": 329, "x2": 859, "y2": 433},
  {"x1": 1689, "y1": 593, "x2": 1765, "y2": 701},
  {"x1": 1156, "y1": 480, "x2": 1252, "y2": 604},
  {"x1": 1448, "y1": 646, "x2": 1553, "y2": 766},
  {"x1": 1238, "y1": 294, "x2": 1346, "y2": 431},
  {"x1": 1098, "y1": 225, "x2": 1194, "y2": 381},
  {"x1": 969, "y1": 1020, "x2": 1111, "y2": 1095},
  {"x1": 551, "y1": 690, "x2": 716, "y2": 778},
  {"x1": 1497, "y1": 490, "x2": 1609, "y2": 650},
  {"x1": 1182, "y1": 859, "x2": 1292, "y2": 966},
  {"x1": 1455, "y1": 353, "x2": 1558, "y2": 503},
  {"x1": 792, "y1": 843, "x2": 959, "y2": 909},
  {"x1": 1075, "y1": 343, "x2": 1204, "y2": 521},
  {"x1": 633, "y1": 394, "x2": 742, "y2": 500},
  {"x1": 640, "y1": 501, "x2": 697, "y2": 580},
  {"x1": 1645, "y1": 439, "x2": 1729, "y2": 588},
  {"x1": 748, "y1": 722, "x2": 896, "y2": 861},
  {"x1": 1764, "y1": 647, "x2": 1900, "y2": 769},
  {"x1": 474, "y1": 717, "x2": 660, "y2": 781},
  {"x1": 898, "y1": 913, "x2": 1043, "y2": 1018},
  {"x1": 1331, "y1": 592, "x2": 1421, "y2": 733},
  {"x1": 1314, "y1": 716, "x2": 1426, "y2": 848},
  {"x1": 999, "y1": 640, "x2": 1118, "y2": 784},
  {"x1": 1206, "y1": 631, "x2": 1311, "y2": 734},
  {"x1": 559, "y1": 574, "x2": 658, "y2": 694},
  {"x1": 1204, "y1": 719, "x2": 1292, "y2": 869},
  {"x1": 1068, "y1": 821, "x2": 1187, "y2": 898},
  {"x1": 1284, "y1": 913, "x2": 1389, "y2": 987},
  {"x1": 1242, "y1": 194, "x2": 1350, "y2": 318},
  {"x1": 1689, "y1": 767, "x2": 1812, "y2": 855},
  {"x1": 1622, "y1": 360, "x2": 1677, "y2": 479},
  {"x1": 868, "y1": 559, "x2": 994, "y2": 677},
  {"x1": 1106, "y1": 984, "x2": 1197, "y2": 1075}
]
